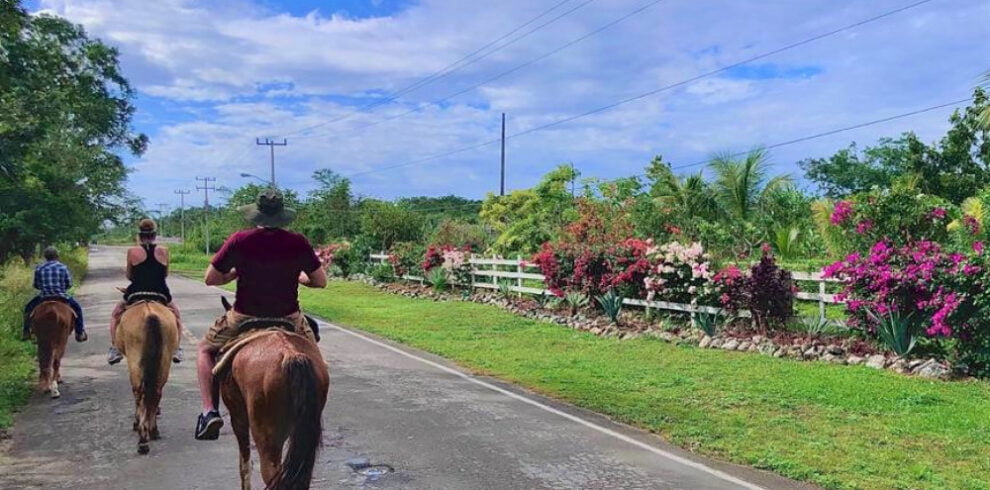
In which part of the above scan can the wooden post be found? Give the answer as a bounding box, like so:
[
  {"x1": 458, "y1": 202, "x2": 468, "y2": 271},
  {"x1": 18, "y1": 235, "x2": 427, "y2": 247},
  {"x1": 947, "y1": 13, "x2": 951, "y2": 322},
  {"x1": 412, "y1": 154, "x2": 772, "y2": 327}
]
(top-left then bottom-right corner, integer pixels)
[
  {"x1": 818, "y1": 280, "x2": 826, "y2": 319},
  {"x1": 516, "y1": 255, "x2": 523, "y2": 297}
]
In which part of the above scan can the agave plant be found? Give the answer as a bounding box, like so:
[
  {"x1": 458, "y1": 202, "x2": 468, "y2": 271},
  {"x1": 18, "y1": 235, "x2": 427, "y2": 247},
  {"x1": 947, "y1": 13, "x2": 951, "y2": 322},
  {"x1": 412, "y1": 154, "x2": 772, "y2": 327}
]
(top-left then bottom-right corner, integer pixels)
[
  {"x1": 797, "y1": 314, "x2": 833, "y2": 336},
  {"x1": 695, "y1": 310, "x2": 726, "y2": 337},
  {"x1": 564, "y1": 291, "x2": 589, "y2": 316},
  {"x1": 497, "y1": 279, "x2": 514, "y2": 298},
  {"x1": 535, "y1": 291, "x2": 552, "y2": 308},
  {"x1": 866, "y1": 307, "x2": 918, "y2": 357},
  {"x1": 427, "y1": 268, "x2": 449, "y2": 291},
  {"x1": 595, "y1": 289, "x2": 624, "y2": 324}
]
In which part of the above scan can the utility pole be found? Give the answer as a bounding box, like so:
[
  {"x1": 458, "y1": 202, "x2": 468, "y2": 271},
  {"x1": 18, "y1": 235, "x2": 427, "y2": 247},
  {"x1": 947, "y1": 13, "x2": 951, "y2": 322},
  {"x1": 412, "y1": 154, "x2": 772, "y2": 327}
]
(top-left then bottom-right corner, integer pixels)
[
  {"x1": 174, "y1": 190, "x2": 190, "y2": 244},
  {"x1": 255, "y1": 138, "x2": 287, "y2": 187},
  {"x1": 570, "y1": 162, "x2": 576, "y2": 198},
  {"x1": 196, "y1": 177, "x2": 216, "y2": 255},
  {"x1": 156, "y1": 203, "x2": 169, "y2": 237},
  {"x1": 500, "y1": 113, "x2": 506, "y2": 196}
]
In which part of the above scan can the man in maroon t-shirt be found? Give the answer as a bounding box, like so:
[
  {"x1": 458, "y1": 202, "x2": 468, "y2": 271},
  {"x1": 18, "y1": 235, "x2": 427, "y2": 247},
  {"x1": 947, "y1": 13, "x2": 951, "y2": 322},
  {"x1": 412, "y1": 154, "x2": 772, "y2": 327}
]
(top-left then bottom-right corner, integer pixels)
[{"x1": 194, "y1": 189, "x2": 327, "y2": 441}]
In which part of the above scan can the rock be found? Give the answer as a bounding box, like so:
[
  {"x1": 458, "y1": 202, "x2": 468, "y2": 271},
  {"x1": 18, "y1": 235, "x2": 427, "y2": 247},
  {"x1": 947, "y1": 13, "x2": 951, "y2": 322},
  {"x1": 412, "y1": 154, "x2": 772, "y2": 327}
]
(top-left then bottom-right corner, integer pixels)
[
  {"x1": 803, "y1": 347, "x2": 818, "y2": 359},
  {"x1": 865, "y1": 355, "x2": 887, "y2": 369},
  {"x1": 827, "y1": 345, "x2": 844, "y2": 355},
  {"x1": 721, "y1": 339, "x2": 740, "y2": 350},
  {"x1": 659, "y1": 332, "x2": 677, "y2": 342},
  {"x1": 907, "y1": 359, "x2": 925, "y2": 370},
  {"x1": 737, "y1": 341, "x2": 752, "y2": 351},
  {"x1": 890, "y1": 359, "x2": 909, "y2": 373},
  {"x1": 699, "y1": 336, "x2": 712, "y2": 348},
  {"x1": 915, "y1": 359, "x2": 951, "y2": 379},
  {"x1": 590, "y1": 327, "x2": 602, "y2": 335},
  {"x1": 846, "y1": 355, "x2": 864, "y2": 365},
  {"x1": 710, "y1": 338, "x2": 724, "y2": 349},
  {"x1": 822, "y1": 353, "x2": 846, "y2": 364},
  {"x1": 787, "y1": 346, "x2": 803, "y2": 358},
  {"x1": 758, "y1": 343, "x2": 777, "y2": 355},
  {"x1": 751, "y1": 335, "x2": 764, "y2": 345},
  {"x1": 773, "y1": 348, "x2": 786, "y2": 358}
]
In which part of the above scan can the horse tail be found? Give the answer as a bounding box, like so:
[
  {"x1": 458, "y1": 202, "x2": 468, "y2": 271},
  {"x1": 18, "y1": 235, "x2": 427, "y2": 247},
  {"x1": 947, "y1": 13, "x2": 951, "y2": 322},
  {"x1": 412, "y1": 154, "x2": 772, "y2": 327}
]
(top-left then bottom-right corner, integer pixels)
[
  {"x1": 140, "y1": 314, "x2": 163, "y2": 415},
  {"x1": 266, "y1": 355, "x2": 322, "y2": 490}
]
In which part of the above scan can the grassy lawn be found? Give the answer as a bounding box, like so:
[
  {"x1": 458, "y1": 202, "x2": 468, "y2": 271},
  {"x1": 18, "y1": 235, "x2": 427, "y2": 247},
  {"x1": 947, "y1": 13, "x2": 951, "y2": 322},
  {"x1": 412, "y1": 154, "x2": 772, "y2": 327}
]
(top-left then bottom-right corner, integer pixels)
[
  {"x1": 299, "y1": 281, "x2": 990, "y2": 490},
  {"x1": 0, "y1": 248, "x2": 87, "y2": 429}
]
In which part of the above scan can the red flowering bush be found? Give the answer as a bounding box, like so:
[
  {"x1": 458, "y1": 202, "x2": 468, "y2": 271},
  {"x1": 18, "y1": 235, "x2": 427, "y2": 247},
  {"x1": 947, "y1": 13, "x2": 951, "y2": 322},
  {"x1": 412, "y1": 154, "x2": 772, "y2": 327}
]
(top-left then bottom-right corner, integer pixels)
[
  {"x1": 421, "y1": 245, "x2": 447, "y2": 272},
  {"x1": 531, "y1": 238, "x2": 651, "y2": 298},
  {"x1": 388, "y1": 241, "x2": 424, "y2": 278},
  {"x1": 712, "y1": 264, "x2": 747, "y2": 312}
]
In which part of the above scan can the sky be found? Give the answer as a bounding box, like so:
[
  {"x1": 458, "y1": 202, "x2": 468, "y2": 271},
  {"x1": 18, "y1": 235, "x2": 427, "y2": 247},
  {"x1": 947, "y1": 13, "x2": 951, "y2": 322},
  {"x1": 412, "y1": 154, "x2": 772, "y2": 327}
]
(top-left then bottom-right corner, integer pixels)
[{"x1": 28, "y1": 0, "x2": 990, "y2": 211}]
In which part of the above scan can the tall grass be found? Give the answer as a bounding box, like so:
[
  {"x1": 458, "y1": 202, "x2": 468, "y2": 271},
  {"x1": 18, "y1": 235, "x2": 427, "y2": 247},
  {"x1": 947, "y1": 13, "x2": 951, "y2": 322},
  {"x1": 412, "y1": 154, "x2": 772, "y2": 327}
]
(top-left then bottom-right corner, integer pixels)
[{"x1": 0, "y1": 247, "x2": 87, "y2": 428}]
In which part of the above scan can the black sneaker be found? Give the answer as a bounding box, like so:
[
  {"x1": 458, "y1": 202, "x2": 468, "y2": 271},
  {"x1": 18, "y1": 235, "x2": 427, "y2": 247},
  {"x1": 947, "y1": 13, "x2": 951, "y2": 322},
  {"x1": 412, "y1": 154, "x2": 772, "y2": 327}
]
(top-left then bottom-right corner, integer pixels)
[
  {"x1": 75, "y1": 330, "x2": 88, "y2": 342},
  {"x1": 195, "y1": 410, "x2": 223, "y2": 440}
]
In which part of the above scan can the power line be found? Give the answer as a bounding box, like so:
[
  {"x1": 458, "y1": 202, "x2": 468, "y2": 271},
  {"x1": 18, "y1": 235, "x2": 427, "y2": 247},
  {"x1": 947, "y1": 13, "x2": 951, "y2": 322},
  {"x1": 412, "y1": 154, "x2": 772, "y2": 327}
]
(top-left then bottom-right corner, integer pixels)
[
  {"x1": 665, "y1": 97, "x2": 972, "y2": 173},
  {"x1": 282, "y1": 0, "x2": 594, "y2": 138},
  {"x1": 295, "y1": 0, "x2": 666, "y2": 142},
  {"x1": 344, "y1": 0, "x2": 937, "y2": 178}
]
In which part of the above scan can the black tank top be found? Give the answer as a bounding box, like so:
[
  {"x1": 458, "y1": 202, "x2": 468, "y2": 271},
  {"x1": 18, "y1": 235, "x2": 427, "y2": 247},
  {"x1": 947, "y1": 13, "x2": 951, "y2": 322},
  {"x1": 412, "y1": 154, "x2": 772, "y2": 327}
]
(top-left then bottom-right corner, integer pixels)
[{"x1": 125, "y1": 244, "x2": 171, "y2": 302}]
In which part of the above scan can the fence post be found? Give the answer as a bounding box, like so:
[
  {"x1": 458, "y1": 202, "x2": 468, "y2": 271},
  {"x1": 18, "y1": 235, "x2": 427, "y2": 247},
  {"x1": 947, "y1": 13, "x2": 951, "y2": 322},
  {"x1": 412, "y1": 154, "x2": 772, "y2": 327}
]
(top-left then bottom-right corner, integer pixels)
[
  {"x1": 469, "y1": 253, "x2": 476, "y2": 292},
  {"x1": 516, "y1": 255, "x2": 523, "y2": 297},
  {"x1": 818, "y1": 279, "x2": 826, "y2": 319}
]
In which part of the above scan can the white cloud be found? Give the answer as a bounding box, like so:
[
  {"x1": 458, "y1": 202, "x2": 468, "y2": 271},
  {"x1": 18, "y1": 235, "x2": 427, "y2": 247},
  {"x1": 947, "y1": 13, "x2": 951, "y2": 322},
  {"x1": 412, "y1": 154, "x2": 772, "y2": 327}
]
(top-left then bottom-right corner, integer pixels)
[{"x1": 34, "y1": 0, "x2": 990, "y2": 209}]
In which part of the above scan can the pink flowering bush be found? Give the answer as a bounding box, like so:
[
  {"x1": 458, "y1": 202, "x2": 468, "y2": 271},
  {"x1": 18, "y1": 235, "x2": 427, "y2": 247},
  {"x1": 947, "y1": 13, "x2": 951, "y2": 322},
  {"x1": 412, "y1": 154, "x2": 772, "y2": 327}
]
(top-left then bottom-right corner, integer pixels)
[
  {"x1": 643, "y1": 241, "x2": 714, "y2": 304},
  {"x1": 825, "y1": 189, "x2": 956, "y2": 254},
  {"x1": 825, "y1": 239, "x2": 990, "y2": 374},
  {"x1": 315, "y1": 241, "x2": 355, "y2": 277}
]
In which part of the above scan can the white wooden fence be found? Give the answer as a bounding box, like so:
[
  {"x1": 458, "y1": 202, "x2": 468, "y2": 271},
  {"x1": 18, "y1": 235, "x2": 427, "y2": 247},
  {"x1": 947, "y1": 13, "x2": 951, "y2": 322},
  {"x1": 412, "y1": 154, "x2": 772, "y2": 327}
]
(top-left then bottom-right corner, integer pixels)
[{"x1": 369, "y1": 253, "x2": 842, "y2": 318}]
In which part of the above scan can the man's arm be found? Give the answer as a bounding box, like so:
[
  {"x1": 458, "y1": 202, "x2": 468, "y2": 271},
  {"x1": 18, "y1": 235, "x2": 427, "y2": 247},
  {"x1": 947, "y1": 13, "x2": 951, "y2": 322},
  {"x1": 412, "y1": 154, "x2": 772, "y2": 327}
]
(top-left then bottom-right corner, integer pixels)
[
  {"x1": 63, "y1": 265, "x2": 72, "y2": 291},
  {"x1": 204, "y1": 265, "x2": 237, "y2": 286},
  {"x1": 32, "y1": 267, "x2": 40, "y2": 291},
  {"x1": 299, "y1": 267, "x2": 327, "y2": 289}
]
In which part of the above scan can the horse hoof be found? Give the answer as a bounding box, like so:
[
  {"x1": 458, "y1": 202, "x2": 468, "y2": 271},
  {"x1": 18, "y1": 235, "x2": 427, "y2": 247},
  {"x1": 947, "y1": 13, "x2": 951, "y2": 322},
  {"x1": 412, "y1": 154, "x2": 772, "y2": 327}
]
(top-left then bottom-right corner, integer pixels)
[
  {"x1": 137, "y1": 443, "x2": 150, "y2": 455},
  {"x1": 151, "y1": 429, "x2": 161, "y2": 440}
]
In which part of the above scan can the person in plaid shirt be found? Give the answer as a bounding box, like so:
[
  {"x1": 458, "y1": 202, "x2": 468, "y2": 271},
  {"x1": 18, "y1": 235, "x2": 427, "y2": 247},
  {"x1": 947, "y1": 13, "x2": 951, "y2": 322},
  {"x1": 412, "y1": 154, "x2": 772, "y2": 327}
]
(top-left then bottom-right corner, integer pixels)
[{"x1": 22, "y1": 247, "x2": 87, "y2": 342}]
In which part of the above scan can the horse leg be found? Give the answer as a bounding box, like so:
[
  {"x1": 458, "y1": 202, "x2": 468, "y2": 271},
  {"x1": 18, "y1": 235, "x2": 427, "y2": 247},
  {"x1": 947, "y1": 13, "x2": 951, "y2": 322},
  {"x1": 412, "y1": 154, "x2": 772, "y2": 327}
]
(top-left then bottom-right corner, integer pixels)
[
  {"x1": 150, "y1": 388, "x2": 163, "y2": 440},
  {"x1": 134, "y1": 389, "x2": 150, "y2": 454},
  {"x1": 37, "y1": 335, "x2": 52, "y2": 393},
  {"x1": 232, "y1": 408, "x2": 252, "y2": 490},
  {"x1": 255, "y1": 435, "x2": 284, "y2": 487}
]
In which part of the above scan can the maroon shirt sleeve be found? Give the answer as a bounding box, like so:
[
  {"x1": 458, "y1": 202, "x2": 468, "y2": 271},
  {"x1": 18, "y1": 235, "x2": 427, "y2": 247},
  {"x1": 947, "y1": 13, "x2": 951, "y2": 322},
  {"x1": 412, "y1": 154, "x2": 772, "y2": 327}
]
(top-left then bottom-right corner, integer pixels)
[
  {"x1": 298, "y1": 234, "x2": 321, "y2": 274},
  {"x1": 211, "y1": 232, "x2": 240, "y2": 273}
]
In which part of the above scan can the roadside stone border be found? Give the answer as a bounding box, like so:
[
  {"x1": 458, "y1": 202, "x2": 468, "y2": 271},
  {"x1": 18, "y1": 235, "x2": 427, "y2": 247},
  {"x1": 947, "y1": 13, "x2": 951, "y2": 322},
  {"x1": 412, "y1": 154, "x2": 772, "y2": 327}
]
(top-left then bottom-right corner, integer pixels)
[{"x1": 341, "y1": 275, "x2": 954, "y2": 381}]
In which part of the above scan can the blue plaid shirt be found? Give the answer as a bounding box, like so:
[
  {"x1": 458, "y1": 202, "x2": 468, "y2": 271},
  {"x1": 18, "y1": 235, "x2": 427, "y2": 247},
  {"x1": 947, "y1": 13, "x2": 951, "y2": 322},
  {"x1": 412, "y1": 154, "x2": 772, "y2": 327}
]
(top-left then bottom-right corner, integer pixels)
[{"x1": 34, "y1": 260, "x2": 72, "y2": 298}]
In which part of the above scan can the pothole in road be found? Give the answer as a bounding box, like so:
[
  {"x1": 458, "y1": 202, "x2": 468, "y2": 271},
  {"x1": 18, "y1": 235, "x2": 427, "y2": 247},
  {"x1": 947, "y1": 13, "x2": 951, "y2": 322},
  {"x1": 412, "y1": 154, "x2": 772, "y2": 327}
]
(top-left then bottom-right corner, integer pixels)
[{"x1": 345, "y1": 458, "x2": 394, "y2": 482}]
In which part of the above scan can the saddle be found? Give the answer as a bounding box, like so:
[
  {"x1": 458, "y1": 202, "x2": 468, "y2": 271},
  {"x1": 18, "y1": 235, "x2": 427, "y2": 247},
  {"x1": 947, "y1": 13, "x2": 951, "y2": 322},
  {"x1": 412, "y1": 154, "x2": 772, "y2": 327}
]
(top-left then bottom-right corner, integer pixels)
[
  {"x1": 30, "y1": 297, "x2": 76, "y2": 321},
  {"x1": 212, "y1": 326, "x2": 307, "y2": 377},
  {"x1": 124, "y1": 290, "x2": 169, "y2": 305}
]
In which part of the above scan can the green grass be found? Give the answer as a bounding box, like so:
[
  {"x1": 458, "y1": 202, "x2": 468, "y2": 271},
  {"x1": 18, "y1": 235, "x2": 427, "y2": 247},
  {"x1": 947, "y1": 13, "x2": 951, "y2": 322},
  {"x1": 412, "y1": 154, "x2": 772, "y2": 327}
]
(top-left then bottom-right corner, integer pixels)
[
  {"x1": 170, "y1": 248, "x2": 211, "y2": 276},
  {"x1": 299, "y1": 281, "x2": 990, "y2": 490},
  {"x1": 0, "y1": 248, "x2": 87, "y2": 429}
]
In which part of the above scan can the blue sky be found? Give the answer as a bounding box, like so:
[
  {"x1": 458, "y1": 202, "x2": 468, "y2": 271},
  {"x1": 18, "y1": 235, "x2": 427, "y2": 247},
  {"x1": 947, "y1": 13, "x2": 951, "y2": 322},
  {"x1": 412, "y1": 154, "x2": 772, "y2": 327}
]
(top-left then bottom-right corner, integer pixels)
[{"x1": 31, "y1": 0, "x2": 990, "y2": 211}]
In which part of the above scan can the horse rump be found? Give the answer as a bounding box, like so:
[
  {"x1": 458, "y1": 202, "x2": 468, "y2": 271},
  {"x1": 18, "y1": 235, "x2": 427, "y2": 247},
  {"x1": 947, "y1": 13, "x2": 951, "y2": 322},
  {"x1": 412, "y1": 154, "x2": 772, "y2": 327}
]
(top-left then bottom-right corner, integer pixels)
[{"x1": 266, "y1": 355, "x2": 323, "y2": 490}]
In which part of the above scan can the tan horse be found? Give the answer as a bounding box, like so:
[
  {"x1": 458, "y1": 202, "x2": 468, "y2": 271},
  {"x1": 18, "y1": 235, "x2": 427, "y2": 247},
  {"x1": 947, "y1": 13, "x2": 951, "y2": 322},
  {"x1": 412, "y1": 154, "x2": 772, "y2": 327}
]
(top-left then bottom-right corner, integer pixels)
[
  {"x1": 30, "y1": 301, "x2": 75, "y2": 399},
  {"x1": 216, "y1": 300, "x2": 330, "y2": 490},
  {"x1": 116, "y1": 301, "x2": 179, "y2": 454}
]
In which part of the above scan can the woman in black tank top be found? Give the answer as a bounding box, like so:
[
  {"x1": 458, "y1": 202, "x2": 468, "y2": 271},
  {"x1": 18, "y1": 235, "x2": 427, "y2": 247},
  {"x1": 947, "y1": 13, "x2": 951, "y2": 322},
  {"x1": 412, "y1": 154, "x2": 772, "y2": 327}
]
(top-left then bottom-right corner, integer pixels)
[
  {"x1": 107, "y1": 219, "x2": 184, "y2": 365},
  {"x1": 124, "y1": 243, "x2": 171, "y2": 302}
]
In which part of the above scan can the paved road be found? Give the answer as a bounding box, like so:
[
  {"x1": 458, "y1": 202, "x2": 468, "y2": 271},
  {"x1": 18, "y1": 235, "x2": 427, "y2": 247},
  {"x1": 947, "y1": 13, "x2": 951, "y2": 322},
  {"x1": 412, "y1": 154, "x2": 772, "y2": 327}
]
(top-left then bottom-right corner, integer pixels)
[{"x1": 0, "y1": 247, "x2": 810, "y2": 489}]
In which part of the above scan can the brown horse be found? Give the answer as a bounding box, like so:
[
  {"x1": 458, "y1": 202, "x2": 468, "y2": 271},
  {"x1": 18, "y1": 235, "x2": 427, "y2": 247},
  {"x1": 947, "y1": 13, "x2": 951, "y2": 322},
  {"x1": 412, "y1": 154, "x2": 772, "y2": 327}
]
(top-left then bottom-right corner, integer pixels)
[
  {"x1": 116, "y1": 301, "x2": 179, "y2": 454},
  {"x1": 30, "y1": 301, "x2": 75, "y2": 399},
  {"x1": 216, "y1": 300, "x2": 330, "y2": 490}
]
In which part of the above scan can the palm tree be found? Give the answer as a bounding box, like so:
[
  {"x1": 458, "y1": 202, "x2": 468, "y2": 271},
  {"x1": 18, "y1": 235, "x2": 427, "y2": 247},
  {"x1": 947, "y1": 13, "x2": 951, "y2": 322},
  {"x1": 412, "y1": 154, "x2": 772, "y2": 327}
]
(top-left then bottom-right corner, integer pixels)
[
  {"x1": 650, "y1": 170, "x2": 719, "y2": 221},
  {"x1": 709, "y1": 148, "x2": 792, "y2": 222},
  {"x1": 980, "y1": 70, "x2": 990, "y2": 129}
]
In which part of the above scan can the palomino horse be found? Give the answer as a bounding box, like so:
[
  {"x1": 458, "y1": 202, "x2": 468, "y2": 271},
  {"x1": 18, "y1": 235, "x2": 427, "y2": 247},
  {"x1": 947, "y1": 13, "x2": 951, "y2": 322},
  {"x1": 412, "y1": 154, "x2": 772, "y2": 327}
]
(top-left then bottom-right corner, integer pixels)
[
  {"x1": 116, "y1": 299, "x2": 179, "y2": 454},
  {"x1": 216, "y1": 297, "x2": 329, "y2": 490},
  {"x1": 30, "y1": 300, "x2": 75, "y2": 398}
]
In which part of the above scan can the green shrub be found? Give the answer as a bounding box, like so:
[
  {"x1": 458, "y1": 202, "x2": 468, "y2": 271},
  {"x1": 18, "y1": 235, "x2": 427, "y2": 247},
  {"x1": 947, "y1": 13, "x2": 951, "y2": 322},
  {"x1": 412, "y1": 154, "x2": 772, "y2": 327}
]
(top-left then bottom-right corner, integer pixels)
[
  {"x1": 596, "y1": 289, "x2": 624, "y2": 324},
  {"x1": 368, "y1": 263, "x2": 395, "y2": 283},
  {"x1": 866, "y1": 307, "x2": 918, "y2": 357},
  {"x1": 427, "y1": 268, "x2": 449, "y2": 291},
  {"x1": 695, "y1": 310, "x2": 727, "y2": 337},
  {"x1": 564, "y1": 291, "x2": 588, "y2": 316}
]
